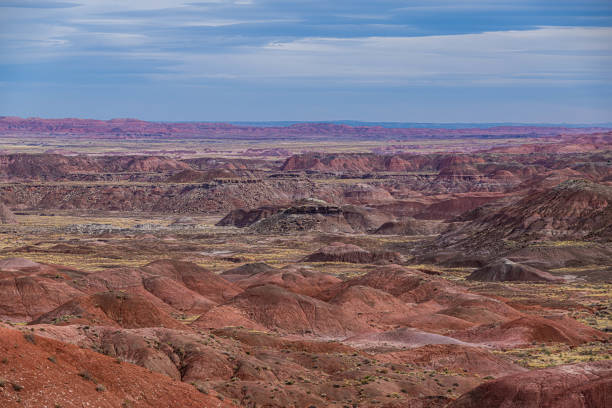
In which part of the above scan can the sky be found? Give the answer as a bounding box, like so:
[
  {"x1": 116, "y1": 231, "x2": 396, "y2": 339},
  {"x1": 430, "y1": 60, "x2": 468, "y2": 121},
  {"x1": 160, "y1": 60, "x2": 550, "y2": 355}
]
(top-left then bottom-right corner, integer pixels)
[{"x1": 0, "y1": 0, "x2": 611, "y2": 123}]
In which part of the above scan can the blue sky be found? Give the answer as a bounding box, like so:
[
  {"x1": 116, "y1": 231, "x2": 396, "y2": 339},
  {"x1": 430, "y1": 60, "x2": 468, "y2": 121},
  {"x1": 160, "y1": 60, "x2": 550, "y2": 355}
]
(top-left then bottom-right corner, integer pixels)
[{"x1": 0, "y1": 0, "x2": 611, "y2": 123}]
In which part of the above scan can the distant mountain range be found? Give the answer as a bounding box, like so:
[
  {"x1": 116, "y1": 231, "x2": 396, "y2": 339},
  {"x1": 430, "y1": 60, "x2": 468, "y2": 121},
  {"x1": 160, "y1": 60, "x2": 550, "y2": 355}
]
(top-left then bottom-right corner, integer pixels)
[
  {"x1": 0, "y1": 116, "x2": 610, "y2": 140},
  {"x1": 229, "y1": 120, "x2": 612, "y2": 129}
]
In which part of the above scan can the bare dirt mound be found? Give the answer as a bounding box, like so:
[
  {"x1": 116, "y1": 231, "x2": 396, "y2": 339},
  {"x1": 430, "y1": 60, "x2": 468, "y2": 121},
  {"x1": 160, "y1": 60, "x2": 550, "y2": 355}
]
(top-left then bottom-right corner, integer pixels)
[
  {"x1": 140, "y1": 259, "x2": 242, "y2": 303},
  {"x1": 319, "y1": 265, "x2": 430, "y2": 300},
  {"x1": 191, "y1": 304, "x2": 268, "y2": 331},
  {"x1": 220, "y1": 262, "x2": 277, "y2": 281},
  {"x1": 302, "y1": 242, "x2": 404, "y2": 264},
  {"x1": 0, "y1": 257, "x2": 42, "y2": 271},
  {"x1": 0, "y1": 275, "x2": 84, "y2": 321},
  {"x1": 329, "y1": 285, "x2": 417, "y2": 328},
  {"x1": 321, "y1": 264, "x2": 521, "y2": 331},
  {"x1": 448, "y1": 360, "x2": 612, "y2": 408},
  {"x1": 142, "y1": 275, "x2": 217, "y2": 314},
  {"x1": 0, "y1": 327, "x2": 234, "y2": 408},
  {"x1": 31, "y1": 291, "x2": 186, "y2": 329},
  {"x1": 346, "y1": 327, "x2": 469, "y2": 349},
  {"x1": 454, "y1": 315, "x2": 608, "y2": 347},
  {"x1": 231, "y1": 265, "x2": 342, "y2": 297},
  {"x1": 467, "y1": 258, "x2": 565, "y2": 282},
  {"x1": 223, "y1": 284, "x2": 371, "y2": 337},
  {"x1": 376, "y1": 344, "x2": 526, "y2": 378}
]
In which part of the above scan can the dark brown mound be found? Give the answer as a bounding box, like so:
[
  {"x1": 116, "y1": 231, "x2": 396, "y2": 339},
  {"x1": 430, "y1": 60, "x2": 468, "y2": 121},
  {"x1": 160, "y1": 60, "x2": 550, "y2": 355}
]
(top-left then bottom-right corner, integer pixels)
[
  {"x1": 0, "y1": 327, "x2": 235, "y2": 408},
  {"x1": 448, "y1": 361, "x2": 612, "y2": 408},
  {"x1": 216, "y1": 206, "x2": 283, "y2": 227},
  {"x1": 467, "y1": 258, "x2": 565, "y2": 282},
  {"x1": 373, "y1": 218, "x2": 443, "y2": 235},
  {"x1": 223, "y1": 284, "x2": 371, "y2": 337},
  {"x1": 302, "y1": 242, "x2": 404, "y2": 264},
  {"x1": 0, "y1": 202, "x2": 17, "y2": 224},
  {"x1": 220, "y1": 262, "x2": 277, "y2": 281},
  {"x1": 140, "y1": 259, "x2": 242, "y2": 303},
  {"x1": 31, "y1": 291, "x2": 186, "y2": 329},
  {"x1": 218, "y1": 202, "x2": 392, "y2": 234}
]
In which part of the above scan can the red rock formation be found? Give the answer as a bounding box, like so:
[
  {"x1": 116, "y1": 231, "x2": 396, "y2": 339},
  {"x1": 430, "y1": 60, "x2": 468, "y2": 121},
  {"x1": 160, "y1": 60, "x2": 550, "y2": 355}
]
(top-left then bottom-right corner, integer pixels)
[
  {"x1": 216, "y1": 284, "x2": 372, "y2": 337},
  {"x1": 376, "y1": 344, "x2": 526, "y2": 378},
  {"x1": 140, "y1": 259, "x2": 242, "y2": 303},
  {"x1": 229, "y1": 265, "x2": 342, "y2": 297},
  {"x1": 448, "y1": 361, "x2": 612, "y2": 408},
  {"x1": 0, "y1": 327, "x2": 235, "y2": 408},
  {"x1": 31, "y1": 291, "x2": 186, "y2": 330},
  {"x1": 454, "y1": 315, "x2": 608, "y2": 347}
]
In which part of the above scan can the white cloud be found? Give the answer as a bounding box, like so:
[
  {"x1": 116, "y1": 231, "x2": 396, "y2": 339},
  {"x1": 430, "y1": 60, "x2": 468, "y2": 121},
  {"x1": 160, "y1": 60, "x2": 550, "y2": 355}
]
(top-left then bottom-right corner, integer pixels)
[{"x1": 148, "y1": 27, "x2": 612, "y2": 85}]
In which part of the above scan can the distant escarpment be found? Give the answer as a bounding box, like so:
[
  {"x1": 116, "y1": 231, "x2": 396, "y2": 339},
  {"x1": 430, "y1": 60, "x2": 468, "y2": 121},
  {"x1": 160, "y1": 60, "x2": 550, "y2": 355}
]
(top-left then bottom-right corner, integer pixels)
[{"x1": 1, "y1": 116, "x2": 605, "y2": 140}]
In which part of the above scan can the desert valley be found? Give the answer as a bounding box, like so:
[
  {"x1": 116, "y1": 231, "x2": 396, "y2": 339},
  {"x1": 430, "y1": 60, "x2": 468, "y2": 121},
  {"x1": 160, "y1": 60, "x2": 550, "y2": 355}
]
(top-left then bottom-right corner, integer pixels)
[{"x1": 0, "y1": 118, "x2": 610, "y2": 407}]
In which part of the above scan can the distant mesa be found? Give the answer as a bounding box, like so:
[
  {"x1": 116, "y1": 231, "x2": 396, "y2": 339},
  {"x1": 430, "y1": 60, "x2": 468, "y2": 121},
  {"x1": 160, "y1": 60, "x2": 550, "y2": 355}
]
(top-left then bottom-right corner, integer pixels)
[
  {"x1": 2, "y1": 116, "x2": 607, "y2": 141},
  {"x1": 165, "y1": 168, "x2": 239, "y2": 183},
  {"x1": 218, "y1": 200, "x2": 392, "y2": 234}
]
